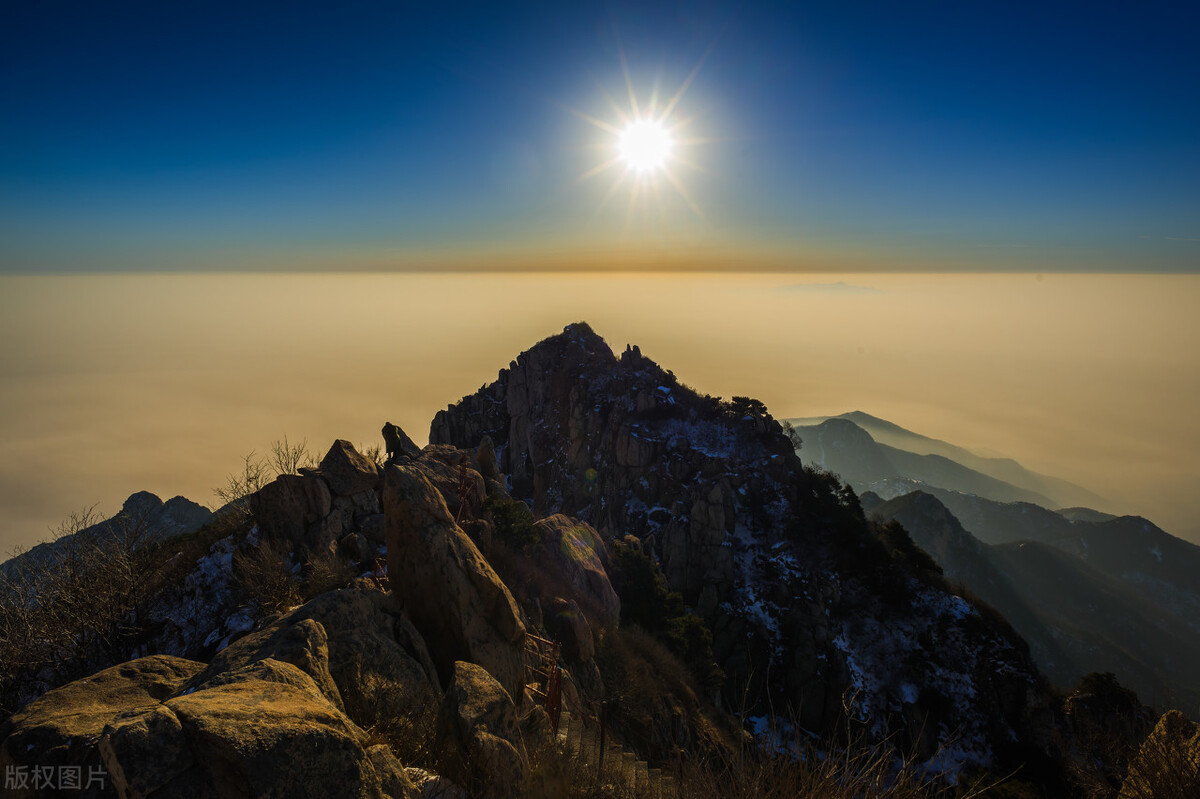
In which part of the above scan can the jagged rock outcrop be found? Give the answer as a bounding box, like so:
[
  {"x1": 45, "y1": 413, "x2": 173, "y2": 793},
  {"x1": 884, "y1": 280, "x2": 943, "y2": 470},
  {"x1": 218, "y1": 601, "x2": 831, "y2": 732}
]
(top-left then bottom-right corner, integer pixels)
[
  {"x1": 383, "y1": 464, "x2": 525, "y2": 702},
  {"x1": 531, "y1": 514, "x2": 619, "y2": 629},
  {"x1": 319, "y1": 439, "x2": 382, "y2": 497},
  {"x1": 249, "y1": 441, "x2": 386, "y2": 554},
  {"x1": 476, "y1": 435, "x2": 507, "y2": 496},
  {"x1": 430, "y1": 322, "x2": 1057, "y2": 773},
  {"x1": 435, "y1": 661, "x2": 529, "y2": 798}
]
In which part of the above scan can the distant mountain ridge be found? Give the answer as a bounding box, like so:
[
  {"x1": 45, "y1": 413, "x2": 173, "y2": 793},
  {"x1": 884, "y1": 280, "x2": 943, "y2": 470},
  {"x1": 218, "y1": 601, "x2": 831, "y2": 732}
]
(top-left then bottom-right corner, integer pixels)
[
  {"x1": 788, "y1": 411, "x2": 1108, "y2": 511},
  {"x1": 865, "y1": 489, "x2": 1200, "y2": 715},
  {"x1": 1, "y1": 492, "x2": 212, "y2": 582},
  {"x1": 786, "y1": 411, "x2": 1200, "y2": 718},
  {"x1": 791, "y1": 417, "x2": 1059, "y2": 507}
]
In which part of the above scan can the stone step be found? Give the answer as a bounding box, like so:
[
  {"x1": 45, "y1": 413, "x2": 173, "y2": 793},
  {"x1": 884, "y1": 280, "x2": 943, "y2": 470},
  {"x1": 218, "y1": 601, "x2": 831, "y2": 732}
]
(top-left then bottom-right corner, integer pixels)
[
  {"x1": 555, "y1": 710, "x2": 571, "y2": 745},
  {"x1": 648, "y1": 768, "x2": 663, "y2": 799},
  {"x1": 567, "y1": 714, "x2": 583, "y2": 756}
]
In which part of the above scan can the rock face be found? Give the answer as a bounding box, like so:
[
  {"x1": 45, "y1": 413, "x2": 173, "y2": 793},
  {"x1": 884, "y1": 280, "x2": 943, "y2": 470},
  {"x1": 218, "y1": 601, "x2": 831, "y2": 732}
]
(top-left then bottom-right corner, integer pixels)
[
  {"x1": 430, "y1": 322, "x2": 1057, "y2": 774},
  {"x1": 531, "y1": 514, "x2": 619, "y2": 629},
  {"x1": 383, "y1": 464, "x2": 526, "y2": 702},
  {"x1": 435, "y1": 661, "x2": 528, "y2": 799}
]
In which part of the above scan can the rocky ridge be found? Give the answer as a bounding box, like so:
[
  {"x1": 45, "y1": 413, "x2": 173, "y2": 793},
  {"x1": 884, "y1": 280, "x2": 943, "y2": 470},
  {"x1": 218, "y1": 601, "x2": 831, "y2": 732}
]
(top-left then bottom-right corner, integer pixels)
[{"x1": 431, "y1": 323, "x2": 1058, "y2": 772}]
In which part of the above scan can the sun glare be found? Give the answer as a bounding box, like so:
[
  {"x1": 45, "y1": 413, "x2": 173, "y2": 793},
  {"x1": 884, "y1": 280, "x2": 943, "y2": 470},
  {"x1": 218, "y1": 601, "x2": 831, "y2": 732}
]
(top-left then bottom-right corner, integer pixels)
[
  {"x1": 618, "y1": 119, "x2": 672, "y2": 173},
  {"x1": 565, "y1": 47, "x2": 713, "y2": 219}
]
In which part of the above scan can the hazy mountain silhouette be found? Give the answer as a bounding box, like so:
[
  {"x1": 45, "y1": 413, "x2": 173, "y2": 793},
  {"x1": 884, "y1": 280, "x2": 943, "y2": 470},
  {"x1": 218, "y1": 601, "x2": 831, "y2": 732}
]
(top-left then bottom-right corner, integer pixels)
[
  {"x1": 790, "y1": 417, "x2": 1059, "y2": 506},
  {"x1": 789, "y1": 411, "x2": 1107, "y2": 510}
]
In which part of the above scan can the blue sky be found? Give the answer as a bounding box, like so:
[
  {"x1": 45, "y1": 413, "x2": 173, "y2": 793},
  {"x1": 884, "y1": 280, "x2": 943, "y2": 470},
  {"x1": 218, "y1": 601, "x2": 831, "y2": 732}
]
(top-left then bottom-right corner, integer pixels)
[{"x1": 2, "y1": 0, "x2": 1197, "y2": 272}]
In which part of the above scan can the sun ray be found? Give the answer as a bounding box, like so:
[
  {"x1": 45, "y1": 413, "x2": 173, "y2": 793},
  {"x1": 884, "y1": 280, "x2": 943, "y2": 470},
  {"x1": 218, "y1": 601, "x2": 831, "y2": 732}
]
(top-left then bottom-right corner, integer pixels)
[
  {"x1": 617, "y1": 44, "x2": 640, "y2": 118},
  {"x1": 595, "y1": 82, "x2": 631, "y2": 128},
  {"x1": 570, "y1": 40, "x2": 718, "y2": 221},
  {"x1": 576, "y1": 156, "x2": 623, "y2": 183},
  {"x1": 659, "y1": 45, "x2": 712, "y2": 121},
  {"x1": 647, "y1": 72, "x2": 661, "y2": 119},
  {"x1": 662, "y1": 168, "x2": 706, "y2": 220},
  {"x1": 666, "y1": 153, "x2": 711, "y2": 176},
  {"x1": 554, "y1": 101, "x2": 624, "y2": 135},
  {"x1": 671, "y1": 136, "x2": 731, "y2": 146},
  {"x1": 664, "y1": 108, "x2": 711, "y2": 134},
  {"x1": 595, "y1": 169, "x2": 630, "y2": 214}
]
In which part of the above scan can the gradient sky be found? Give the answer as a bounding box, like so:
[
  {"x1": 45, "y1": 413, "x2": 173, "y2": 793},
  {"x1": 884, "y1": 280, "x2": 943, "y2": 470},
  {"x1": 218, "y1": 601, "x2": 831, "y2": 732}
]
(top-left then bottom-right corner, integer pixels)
[{"x1": 3, "y1": 0, "x2": 1198, "y2": 273}]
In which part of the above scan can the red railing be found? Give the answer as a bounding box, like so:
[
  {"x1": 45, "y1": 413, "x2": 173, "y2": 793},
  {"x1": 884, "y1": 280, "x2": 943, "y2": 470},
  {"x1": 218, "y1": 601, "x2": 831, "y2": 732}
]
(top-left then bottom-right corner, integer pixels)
[{"x1": 524, "y1": 632, "x2": 562, "y2": 732}]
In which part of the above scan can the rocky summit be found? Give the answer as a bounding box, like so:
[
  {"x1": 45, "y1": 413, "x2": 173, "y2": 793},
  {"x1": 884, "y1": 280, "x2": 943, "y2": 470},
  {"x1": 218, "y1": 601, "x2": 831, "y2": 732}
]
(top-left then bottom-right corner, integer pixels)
[
  {"x1": 432, "y1": 323, "x2": 1055, "y2": 769},
  {"x1": 4, "y1": 323, "x2": 1193, "y2": 797}
]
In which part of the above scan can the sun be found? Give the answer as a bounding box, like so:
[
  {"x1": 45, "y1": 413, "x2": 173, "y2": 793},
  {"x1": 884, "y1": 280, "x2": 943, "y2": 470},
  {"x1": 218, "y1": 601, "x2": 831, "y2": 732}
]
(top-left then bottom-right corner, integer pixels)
[
  {"x1": 618, "y1": 119, "x2": 673, "y2": 173},
  {"x1": 564, "y1": 48, "x2": 713, "y2": 218}
]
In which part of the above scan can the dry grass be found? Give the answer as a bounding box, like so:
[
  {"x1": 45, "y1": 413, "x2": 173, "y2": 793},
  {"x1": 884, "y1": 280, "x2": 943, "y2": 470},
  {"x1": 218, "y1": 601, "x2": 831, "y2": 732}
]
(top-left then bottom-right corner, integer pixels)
[
  {"x1": 522, "y1": 712, "x2": 1011, "y2": 799},
  {"x1": 348, "y1": 672, "x2": 439, "y2": 771}
]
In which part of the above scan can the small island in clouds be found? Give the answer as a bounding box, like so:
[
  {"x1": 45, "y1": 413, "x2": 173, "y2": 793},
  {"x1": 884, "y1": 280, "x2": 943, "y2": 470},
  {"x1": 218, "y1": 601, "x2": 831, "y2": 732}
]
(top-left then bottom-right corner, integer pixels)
[{"x1": 1, "y1": 2, "x2": 1198, "y2": 797}]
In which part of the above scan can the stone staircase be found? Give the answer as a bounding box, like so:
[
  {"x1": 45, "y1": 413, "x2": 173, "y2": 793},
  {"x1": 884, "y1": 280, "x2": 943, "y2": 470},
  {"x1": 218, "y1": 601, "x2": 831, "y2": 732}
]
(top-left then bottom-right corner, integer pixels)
[{"x1": 553, "y1": 709, "x2": 678, "y2": 798}]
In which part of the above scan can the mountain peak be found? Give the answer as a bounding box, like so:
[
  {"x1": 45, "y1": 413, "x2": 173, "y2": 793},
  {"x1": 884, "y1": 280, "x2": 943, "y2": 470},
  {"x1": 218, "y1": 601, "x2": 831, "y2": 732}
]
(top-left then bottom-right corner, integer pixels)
[{"x1": 519, "y1": 321, "x2": 615, "y2": 366}]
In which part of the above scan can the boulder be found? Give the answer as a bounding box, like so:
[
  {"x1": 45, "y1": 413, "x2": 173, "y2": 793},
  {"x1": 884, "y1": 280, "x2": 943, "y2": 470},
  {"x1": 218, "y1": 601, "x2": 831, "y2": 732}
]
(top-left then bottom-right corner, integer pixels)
[
  {"x1": 190, "y1": 616, "x2": 346, "y2": 712},
  {"x1": 135, "y1": 668, "x2": 381, "y2": 798},
  {"x1": 0, "y1": 655, "x2": 204, "y2": 787},
  {"x1": 476, "y1": 435, "x2": 507, "y2": 496},
  {"x1": 435, "y1": 662, "x2": 528, "y2": 798},
  {"x1": 4, "y1": 653, "x2": 418, "y2": 799},
  {"x1": 249, "y1": 473, "x2": 332, "y2": 549},
  {"x1": 367, "y1": 745, "x2": 420, "y2": 799},
  {"x1": 384, "y1": 465, "x2": 525, "y2": 702},
  {"x1": 339, "y1": 531, "x2": 372, "y2": 564},
  {"x1": 190, "y1": 587, "x2": 441, "y2": 727},
  {"x1": 532, "y1": 515, "x2": 620, "y2": 629},
  {"x1": 319, "y1": 440, "x2": 381, "y2": 498},
  {"x1": 284, "y1": 588, "x2": 442, "y2": 723},
  {"x1": 410, "y1": 446, "x2": 487, "y2": 522}
]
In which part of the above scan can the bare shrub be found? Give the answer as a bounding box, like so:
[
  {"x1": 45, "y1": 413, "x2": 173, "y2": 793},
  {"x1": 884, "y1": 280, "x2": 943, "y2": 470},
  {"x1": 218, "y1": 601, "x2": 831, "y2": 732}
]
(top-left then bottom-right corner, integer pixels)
[
  {"x1": 1118, "y1": 711, "x2": 1200, "y2": 799},
  {"x1": 0, "y1": 504, "x2": 178, "y2": 712},
  {"x1": 213, "y1": 451, "x2": 271, "y2": 516},
  {"x1": 523, "y1": 707, "x2": 1006, "y2": 799},
  {"x1": 299, "y1": 547, "x2": 355, "y2": 601},
  {"x1": 358, "y1": 442, "x2": 384, "y2": 468},
  {"x1": 269, "y1": 435, "x2": 316, "y2": 476},
  {"x1": 213, "y1": 436, "x2": 315, "y2": 516},
  {"x1": 232, "y1": 537, "x2": 299, "y2": 613}
]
